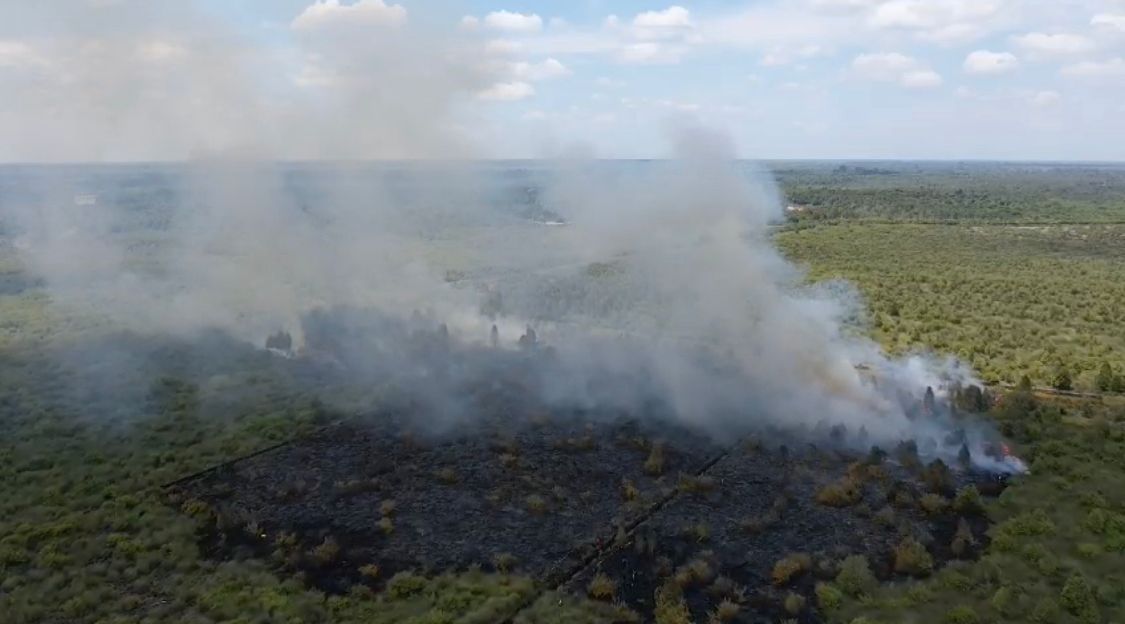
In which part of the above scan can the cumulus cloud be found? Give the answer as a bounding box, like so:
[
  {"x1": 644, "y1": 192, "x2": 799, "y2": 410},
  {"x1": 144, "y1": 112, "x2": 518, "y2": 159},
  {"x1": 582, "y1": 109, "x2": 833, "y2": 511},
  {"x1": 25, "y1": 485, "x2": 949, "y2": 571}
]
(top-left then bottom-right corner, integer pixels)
[
  {"x1": 633, "y1": 5, "x2": 693, "y2": 39},
  {"x1": 852, "y1": 51, "x2": 942, "y2": 88},
  {"x1": 963, "y1": 50, "x2": 1019, "y2": 75},
  {"x1": 478, "y1": 80, "x2": 535, "y2": 101},
  {"x1": 1012, "y1": 32, "x2": 1095, "y2": 57},
  {"x1": 509, "y1": 57, "x2": 571, "y2": 81},
  {"x1": 482, "y1": 10, "x2": 543, "y2": 33},
  {"x1": 1092, "y1": 14, "x2": 1125, "y2": 32},
  {"x1": 1060, "y1": 57, "x2": 1125, "y2": 79},
  {"x1": 291, "y1": 0, "x2": 407, "y2": 31},
  {"x1": 869, "y1": 0, "x2": 1001, "y2": 43}
]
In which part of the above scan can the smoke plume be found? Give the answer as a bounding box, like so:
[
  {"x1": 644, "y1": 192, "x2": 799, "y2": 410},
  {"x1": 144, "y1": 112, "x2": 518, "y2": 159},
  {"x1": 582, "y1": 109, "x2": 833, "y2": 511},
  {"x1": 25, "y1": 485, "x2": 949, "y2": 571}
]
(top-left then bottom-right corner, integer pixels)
[{"x1": 2, "y1": 1, "x2": 1017, "y2": 472}]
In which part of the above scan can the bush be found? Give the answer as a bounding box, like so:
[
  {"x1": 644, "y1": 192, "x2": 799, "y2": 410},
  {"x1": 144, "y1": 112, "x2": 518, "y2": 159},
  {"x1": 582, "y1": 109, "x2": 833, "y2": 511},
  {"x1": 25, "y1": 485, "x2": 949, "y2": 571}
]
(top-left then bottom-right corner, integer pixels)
[
  {"x1": 712, "y1": 598, "x2": 740, "y2": 622},
  {"x1": 835, "y1": 555, "x2": 877, "y2": 597},
  {"x1": 311, "y1": 536, "x2": 340, "y2": 566},
  {"x1": 1030, "y1": 597, "x2": 1059, "y2": 623},
  {"x1": 919, "y1": 493, "x2": 947, "y2": 515},
  {"x1": 1060, "y1": 573, "x2": 1099, "y2": 623},
  {"x1": 945, "y1": 606, "x2": 980, "y2": 624},
  {"x1": 772, "y1": 553, "x2": 812, "y2": 585},
  {"x1": 587, "y1": 573, "x2": 616, "y2": 600},
  {"x1": 816, "y1": 583, "x2": 843, "y2": 611},
  {"x1": 816, "y1": 478, "x2": 862, "y2": 507},
  {"x1": 784, "y1": 592, "x2": 806, "y2": 615},
  {"x1": 386, "y1": 571, "x2": 427, "y2": 598},
  {"x1": 952, "y1": 486, "x2": 983, "y2": 515},
  {"x1": 644, "y1": 444, "x2": 665, "y2": 476},
  {"x1": 653, "y1": 582, "x2": 691, "y2": 624},
  {"x1": 893, "y1": 538, "x2": 933, "y2": 577}
]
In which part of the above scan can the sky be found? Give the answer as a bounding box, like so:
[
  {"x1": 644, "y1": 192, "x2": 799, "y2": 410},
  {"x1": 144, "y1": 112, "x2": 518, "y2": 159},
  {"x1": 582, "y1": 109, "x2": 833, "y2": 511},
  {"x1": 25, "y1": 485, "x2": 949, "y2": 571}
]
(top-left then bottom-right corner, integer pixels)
[{"x1": 0, "y1": 0, "x2": 1123, "y2": 161}]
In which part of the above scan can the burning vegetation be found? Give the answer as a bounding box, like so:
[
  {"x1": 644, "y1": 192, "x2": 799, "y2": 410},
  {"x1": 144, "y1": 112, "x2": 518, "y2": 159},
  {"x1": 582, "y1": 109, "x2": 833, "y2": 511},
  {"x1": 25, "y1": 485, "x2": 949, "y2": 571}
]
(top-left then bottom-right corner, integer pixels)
[{"x1": 164, "y1": 314, "x2": 1023, "y2": 623}]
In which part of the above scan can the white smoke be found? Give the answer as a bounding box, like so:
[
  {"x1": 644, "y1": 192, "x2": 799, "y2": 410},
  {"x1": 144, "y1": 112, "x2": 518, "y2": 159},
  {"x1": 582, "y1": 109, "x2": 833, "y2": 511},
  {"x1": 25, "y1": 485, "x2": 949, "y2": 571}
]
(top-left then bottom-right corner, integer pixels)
[{"x1": 2, "y1": 1, "x2": 1014, "y2": 471}]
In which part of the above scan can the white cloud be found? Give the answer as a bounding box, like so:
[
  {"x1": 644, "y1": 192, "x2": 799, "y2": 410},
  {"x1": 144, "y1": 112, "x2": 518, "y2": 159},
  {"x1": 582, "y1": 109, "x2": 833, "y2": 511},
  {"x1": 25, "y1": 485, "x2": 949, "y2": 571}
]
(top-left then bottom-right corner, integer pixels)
[
  {"x1": 917, "y1": 23, "x2": 985, "y2": 44},
  {"x1": 870, "y1": 0, "x2": 1000, "y2": 29},
  {"x1": 1030, "y1": 90, "x2": 1060, "y2": 107},
  {"x1": 459, "y1": 16, "x2": 480, "y2": 30},
  {"x1": 1060, "y1": 57, "x2": 1125, "y2": 78},
  {"x1": 291, "y1": 0, "x2": 407, "y2": 31},
  {"x1": 634, "y1": 6, "x2": 692, "y2": 28},
  {"x1": 900, "y1": 69, "x2": 943, "y2": 88},
  {"x1": 1092, "y1": 13, "x2": 1125, "y2": 32},
  {"x1": 963, "y1": 50, "x2": 1018, "y2": 75},
  {"x1": 510, "y1": 57, "x2": 571, "y2": 81},
  {"x1": 631, "y1": 6, "x2": 694, "y2": 41},
  {"x1": 618, "y1": 42, "x2": 687, "y2": 64},
  {"x1": 852, "y1": 51, "x2": 918, "y2": 78},
  {"x1": 478, "y1": 81, "x2": 535, "y2": 101},
  {"x1": 852, "y1": 52, "x2": 942, "y2": 88},
  {"x1": 482, "y1": 10, "x2": 543, "y2": 33},
  {"x1": 596, "y1": 76, "x2": 625, "y2": 88},
  {"x1": 1012, "y1": 32, "x2": 1094, "y2": 57},
  {"x1": 760, "y1": 44, "x2": 822, "y2": 67},
  {"x1": 483, "y1": 39, "x2": 522, "y2": 56},
  {"x1": 809, "y1": 0, "x2": 879, "y2": 13}
]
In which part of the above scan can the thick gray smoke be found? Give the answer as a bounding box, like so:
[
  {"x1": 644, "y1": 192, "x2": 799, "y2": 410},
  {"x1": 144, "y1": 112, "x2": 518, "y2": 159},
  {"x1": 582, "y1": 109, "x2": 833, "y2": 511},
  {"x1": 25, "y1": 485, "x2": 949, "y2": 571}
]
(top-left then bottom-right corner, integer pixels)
[{"x1": 3, "y1": 1, "x2": 1019, "y2": 472}]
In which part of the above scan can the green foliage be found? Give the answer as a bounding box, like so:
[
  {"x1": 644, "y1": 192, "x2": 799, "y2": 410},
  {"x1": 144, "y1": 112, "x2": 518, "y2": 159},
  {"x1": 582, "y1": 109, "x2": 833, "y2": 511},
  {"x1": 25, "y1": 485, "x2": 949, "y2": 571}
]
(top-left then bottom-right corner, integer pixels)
[
  {"x1": 952, "y1": 486, "x2": 983, "y2": 515},
  {"x1": 816, "y1": 582, "x2": 843, "y2": 612},
  {"x1": 836, "y1": 556, "x2": 877, "y2": 597},
  {"x1": 893, "y1": 538, "x2": 933, "y2": 577},
  {"x1": 1060, "y1": 573, "x2": 1100, "y2": 623},
  {"x1": 778, "y1": 224, "x2": 1125, "y2": 386},
  {"x1": 944, "y1": 605, "x2": 980, "y2": 624}
]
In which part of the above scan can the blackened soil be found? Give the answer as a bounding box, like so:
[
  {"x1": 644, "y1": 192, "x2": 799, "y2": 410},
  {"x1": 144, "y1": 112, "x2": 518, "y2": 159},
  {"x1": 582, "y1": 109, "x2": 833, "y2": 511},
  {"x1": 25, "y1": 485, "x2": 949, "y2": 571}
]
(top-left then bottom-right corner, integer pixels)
[
  {"x1": 171, "y1": 409, "x2": 721, "y2": 595},
  {"x1": 171, "y1": 412, "x2": 1002, "y2": 624},
  {"x1": 567, "y1": 442, "x2": 996, "y2": 623}
]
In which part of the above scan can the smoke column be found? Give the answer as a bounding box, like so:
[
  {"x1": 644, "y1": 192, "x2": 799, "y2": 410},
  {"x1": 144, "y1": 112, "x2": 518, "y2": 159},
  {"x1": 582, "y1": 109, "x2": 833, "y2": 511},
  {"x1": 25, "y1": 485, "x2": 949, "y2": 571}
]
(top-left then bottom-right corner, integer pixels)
[{"x1": 1, "y1": 1, "x2": 1015, "y2": 471}]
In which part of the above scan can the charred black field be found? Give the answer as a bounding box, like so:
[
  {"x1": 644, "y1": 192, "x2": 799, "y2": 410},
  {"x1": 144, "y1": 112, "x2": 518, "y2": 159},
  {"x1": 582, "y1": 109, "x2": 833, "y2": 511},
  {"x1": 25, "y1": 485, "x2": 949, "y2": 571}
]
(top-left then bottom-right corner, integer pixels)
[{"x1": 167, "y1": 322, "x2": 1008, "y2": 624}]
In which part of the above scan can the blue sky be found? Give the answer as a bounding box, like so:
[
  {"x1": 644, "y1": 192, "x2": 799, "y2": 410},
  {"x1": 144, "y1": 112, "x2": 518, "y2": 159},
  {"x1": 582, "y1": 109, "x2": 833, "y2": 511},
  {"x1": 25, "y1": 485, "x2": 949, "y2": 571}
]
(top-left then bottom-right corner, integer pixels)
[{"x1": 1, "y1": 1, "x2": 1123, "y2": 161}]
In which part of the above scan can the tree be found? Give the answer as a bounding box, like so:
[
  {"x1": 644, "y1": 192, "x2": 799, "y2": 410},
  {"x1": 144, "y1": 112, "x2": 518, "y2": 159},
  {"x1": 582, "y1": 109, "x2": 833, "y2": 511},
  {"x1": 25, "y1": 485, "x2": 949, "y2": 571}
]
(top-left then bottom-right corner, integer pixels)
[
  {"x1": 1096, "y1": 362, "x2": 1115, "y2": 392},
  {"x1": 1017, "y1": 375, "x2": 1033, "y2": 392},
  {"x1": 1052, "y1": 365, "x2": 1073, "y2": 392}
]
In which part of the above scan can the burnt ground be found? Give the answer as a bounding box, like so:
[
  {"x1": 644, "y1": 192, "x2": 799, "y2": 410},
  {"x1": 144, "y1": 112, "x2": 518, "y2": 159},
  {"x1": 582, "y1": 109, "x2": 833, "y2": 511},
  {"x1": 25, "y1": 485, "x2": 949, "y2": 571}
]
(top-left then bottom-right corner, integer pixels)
[
  {"x1": 165, "y1": 311, "x2": 1007, "y2": 623},
  {"x1": 169, "y1": 412, "x2": 1003, "y2": 623}
]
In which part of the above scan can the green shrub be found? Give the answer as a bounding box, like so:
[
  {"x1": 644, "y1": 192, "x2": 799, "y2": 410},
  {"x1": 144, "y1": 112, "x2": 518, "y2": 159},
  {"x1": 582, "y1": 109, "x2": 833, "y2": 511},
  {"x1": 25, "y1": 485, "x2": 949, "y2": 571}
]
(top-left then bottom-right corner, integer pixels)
[
  {"x1": 815, "y1": 582, "x2": 843, "y2": 611},
  {"x1": 784, "y1": 592, "x2": 806, "y2": 615},
  {"x1": 945, "y1": 605, "x2": 980, "y2": 624},
  {"x1": 1060, "y1": 573, "x2": 1099, "y2": 624},
  {"x1": 893, "y1": 538, "x2": 933, "y2": 577},
  {"x1": 919, "y1": 493, "x2": 947, "y2": 515},
  {"x1": 952, "y1": 486, "x2": 983, "y2": 515},
  {"x1": 1030, "y1": 597, "x2": 1059, "y2": 623},
  {"x1": 836, "y1": 555, "x2": 877, "y2": 597},
  {"x1": 386, "y1": 571, "x2": 427, "y2": 598}
]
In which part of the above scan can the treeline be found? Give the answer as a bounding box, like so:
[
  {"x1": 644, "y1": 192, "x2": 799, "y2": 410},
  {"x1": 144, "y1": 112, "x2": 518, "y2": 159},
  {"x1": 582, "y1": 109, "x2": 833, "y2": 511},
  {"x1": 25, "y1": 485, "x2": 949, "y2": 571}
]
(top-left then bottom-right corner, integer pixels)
[{"x1": 772, "y1": 163, "x2": 1125, "y2": 224}]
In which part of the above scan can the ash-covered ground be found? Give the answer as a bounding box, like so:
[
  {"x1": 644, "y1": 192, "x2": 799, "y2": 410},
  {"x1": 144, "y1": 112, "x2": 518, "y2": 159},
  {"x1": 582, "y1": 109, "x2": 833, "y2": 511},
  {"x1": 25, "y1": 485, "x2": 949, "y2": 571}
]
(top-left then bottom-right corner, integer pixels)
[{"x1": 168, "y1": 313, "x2": 1012, "y2": 623}]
